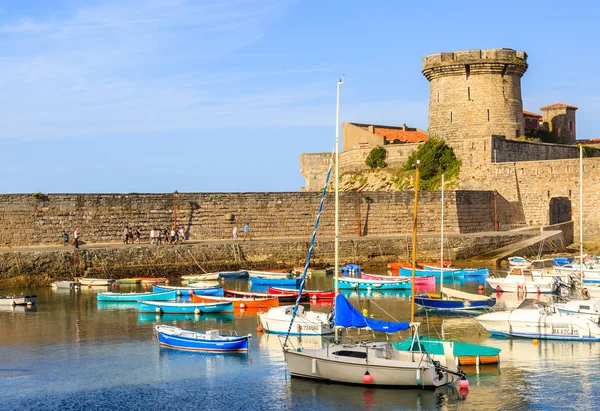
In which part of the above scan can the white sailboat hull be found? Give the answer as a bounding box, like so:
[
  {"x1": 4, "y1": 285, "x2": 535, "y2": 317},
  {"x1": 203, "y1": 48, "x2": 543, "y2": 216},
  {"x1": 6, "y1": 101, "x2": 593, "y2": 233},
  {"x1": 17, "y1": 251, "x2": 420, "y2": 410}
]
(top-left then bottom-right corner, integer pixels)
[
  {"x1": 284, "y1": 343, "x2": 459, "y2": 387},
  {"x1": 486, "y1": 278, "x2": 557, "y2": 294},
  {"x1": 258, "y1": 306, "x2": 333, "y2": 336}
]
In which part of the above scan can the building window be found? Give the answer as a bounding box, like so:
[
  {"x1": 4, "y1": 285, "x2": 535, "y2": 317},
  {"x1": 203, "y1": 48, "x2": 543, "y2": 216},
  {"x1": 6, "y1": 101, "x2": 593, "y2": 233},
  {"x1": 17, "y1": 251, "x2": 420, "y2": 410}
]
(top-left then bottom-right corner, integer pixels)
[
  {"x1": 450, "y1": 111, "x2": 453, "y2": 123},
  {"x1": 516, "y1": 129, "x2": 520, "y2": 138},
  {"x1": 569, "y1": 121, "x2": 573, "y2": 132},
  {"x1": 467, "y1": 87, "x2": 471, "y2": 100},
  {"x1": 487, "y1": 109, "x2": 490, "y2": 122}
]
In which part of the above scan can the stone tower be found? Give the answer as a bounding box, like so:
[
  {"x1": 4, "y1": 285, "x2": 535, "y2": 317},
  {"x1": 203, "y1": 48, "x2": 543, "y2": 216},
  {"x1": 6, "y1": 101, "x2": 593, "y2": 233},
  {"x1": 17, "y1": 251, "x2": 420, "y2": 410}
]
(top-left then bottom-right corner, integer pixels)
[{"x1": 422, "y1": 48, "x2": 528, "y2": 165}]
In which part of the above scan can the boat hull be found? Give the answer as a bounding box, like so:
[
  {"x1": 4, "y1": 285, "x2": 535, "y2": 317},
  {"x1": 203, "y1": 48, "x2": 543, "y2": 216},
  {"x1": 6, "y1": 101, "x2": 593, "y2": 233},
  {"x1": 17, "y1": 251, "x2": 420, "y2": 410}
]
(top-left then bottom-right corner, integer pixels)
[
  {"x1": 361, "y1": 273, "x2": 435, "y2": 285},
  {"x1": 79, "y1": 278, "x2": 115, "y2": 286},
  {"x1": 0, "y1": 295, "x2": 37, "y2": 306},
  {"x1": 97, "y1": 290, "x2": 177, "y2": 302},
  {"x1": 51, "y1": 281, "x2": 81, "y2": 289},
  {"x1": 413, "y1": 295, "x2": 495, "y2": 310},
  {"x1": 191, "y1": 294, "x2": 279, "y2": 308},
  {"x1": 155, "y1": 326, "x2": 249, "y2": 352},
  {"x1": 283, "y1": 347, "x2": 457, "y2": 388},
  {"x1": 267, "y1": 287, "x2": 336, "y2": 300},
  {"x1": 218, "y1": 271, "x2": 249, "y2": 279},
  {"x1": 257, "y1": 308, "x2": 334, "y2": 336},
  {"x1": 224, "y1": 289, "x2": 307, "y2": 303},
  {"x1": 137, "y1": 301, "x2": 233, "y2": 314},
  {"x1": 152, "y1": 285, "x2": 222, "y2": 296},
  {"x1": 251, "y1": 277, "x2": 301, "y2": 287},
  {"x1": 335, "y1": 277, "x2": 411, "y2": 291},
  {"x1": 486, "y1": 278, "x2": 557, "y2": 293}
]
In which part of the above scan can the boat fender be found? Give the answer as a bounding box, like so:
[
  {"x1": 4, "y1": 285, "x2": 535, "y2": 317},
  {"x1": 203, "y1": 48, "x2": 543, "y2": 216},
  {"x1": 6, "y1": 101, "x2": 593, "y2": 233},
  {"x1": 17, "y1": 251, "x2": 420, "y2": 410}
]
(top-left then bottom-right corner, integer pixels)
[
  {"x1": 459, "y1": 376, "x2": 469, "y2": 389},
  {"x1": 247, "y1": 333, "x2": 252, "y2": 338},
  {"x1": 240, "y1": 303, "x2": 246, "y2": 309},
  {"x1": 194, "y1": 308, "x2": 200, "y2": 315},
  {"x1": 362, "y1": 371, "x2": 373, "y2": 384},
  {"x1": 312, "y1": 359, "x2": 317, "y2": 374},
  {"x1": 495, "y1": 285, "x2": 501, "y2": 293},
  {"x1": 155, "y1": 307, "x2": 161, "y2": 313},
  {"x1": 416, "y1": 369, "x2": 421, "y2": 385}
]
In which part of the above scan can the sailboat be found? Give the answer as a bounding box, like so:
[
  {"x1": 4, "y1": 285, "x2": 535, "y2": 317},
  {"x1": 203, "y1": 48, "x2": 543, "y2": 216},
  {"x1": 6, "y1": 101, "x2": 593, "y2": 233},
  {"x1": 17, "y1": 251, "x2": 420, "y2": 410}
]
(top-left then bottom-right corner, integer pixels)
[
  {"x1": 413, "y1": 175, "x2": 496, "y2": 311},
  {"x1": 281, "y1": 79, "x2": 464, "y2": 388}
]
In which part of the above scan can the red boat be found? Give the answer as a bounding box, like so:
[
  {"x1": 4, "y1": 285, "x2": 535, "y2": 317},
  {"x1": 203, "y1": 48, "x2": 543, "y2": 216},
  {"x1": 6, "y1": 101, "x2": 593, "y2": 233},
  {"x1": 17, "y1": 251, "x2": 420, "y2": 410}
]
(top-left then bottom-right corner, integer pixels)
[
  {"x1": 387, "y1": 261, "x2": 452, "y2": 273},
  {"x1": 267, "y1": 287, "x2": 336, "y2": 300},
  {"x1": 223, "y1": 289, "x2": 309, "y2": 303}
]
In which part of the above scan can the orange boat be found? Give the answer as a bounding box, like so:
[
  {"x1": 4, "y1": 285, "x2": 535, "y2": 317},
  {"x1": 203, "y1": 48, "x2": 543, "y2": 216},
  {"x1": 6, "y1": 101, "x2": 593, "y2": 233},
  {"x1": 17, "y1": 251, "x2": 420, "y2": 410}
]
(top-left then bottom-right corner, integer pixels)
[{"x1": 191, "y1": 294, "x2": 279, "y2": 309}]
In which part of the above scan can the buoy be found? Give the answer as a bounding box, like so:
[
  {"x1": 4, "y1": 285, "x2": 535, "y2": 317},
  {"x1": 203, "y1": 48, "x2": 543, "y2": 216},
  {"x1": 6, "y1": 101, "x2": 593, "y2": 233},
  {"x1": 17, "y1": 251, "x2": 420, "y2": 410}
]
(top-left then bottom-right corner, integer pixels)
[
  {"x1": 495, "y1": 285, "x2": 501, "y2": 293},
  {"x1": 478, "y1": 285, "x2": 484, "y2": 291},
  {"x1": 362, "y1": 371, "x2": 373, "y2": 384},
  {"x1": 194, "y1": 308, "x2": 200, "y2": 315},
  {"x1": 362, "y1": 308, "x2": 369, "y2": 316},
  {"x1": 165, "y1": 280, "x2": 170, "y2": 285},
  {"x1": 240, "y1": 303, "x2": 246, "y2": 309},
  {"x1": 533, "y1": 339, "x2": 539, "y2": 345},
  {"x1": 458, "y1": 376, "x2": 469, "y2": 389},
  {"x1": 537, "y1": 287, "x2": 541, "y2": 294},
  {"x1": 367, "y1": 287, "x2": 372, "y2": 292},
  {"x1": 459, "y1": 387, "x2": 469, "y2": 398},
  {"x1": 155, "y1": 307, "x2": 161, "y2": 313},
  {"x1": 88, "y1": 284, "x2": 92, "y2": 288},
  {"x1": 257, "y1": 325, "x2": 263, "y2": 332},
  {"x1": 247, "y1": 333, "x2": 252, "y2": 338},
  {"x1": 311, "y1": 294, "x2": 317, "y2": 300}
]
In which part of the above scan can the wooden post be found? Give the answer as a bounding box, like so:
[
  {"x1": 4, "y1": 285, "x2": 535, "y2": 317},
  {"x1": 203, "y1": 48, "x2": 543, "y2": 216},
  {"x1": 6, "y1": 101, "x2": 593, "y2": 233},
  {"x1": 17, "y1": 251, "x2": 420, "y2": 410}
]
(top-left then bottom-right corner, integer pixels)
[{"x1": 494, "y1": 189, "x2": 499, "y2": 231}]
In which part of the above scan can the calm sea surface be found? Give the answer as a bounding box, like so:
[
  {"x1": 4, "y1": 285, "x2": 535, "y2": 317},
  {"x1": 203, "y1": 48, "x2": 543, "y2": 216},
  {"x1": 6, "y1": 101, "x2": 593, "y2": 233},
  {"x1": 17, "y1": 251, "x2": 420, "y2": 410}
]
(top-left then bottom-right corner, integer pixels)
[{"x1": 1, "y1": 269, "x2": 599, "y2": 410}]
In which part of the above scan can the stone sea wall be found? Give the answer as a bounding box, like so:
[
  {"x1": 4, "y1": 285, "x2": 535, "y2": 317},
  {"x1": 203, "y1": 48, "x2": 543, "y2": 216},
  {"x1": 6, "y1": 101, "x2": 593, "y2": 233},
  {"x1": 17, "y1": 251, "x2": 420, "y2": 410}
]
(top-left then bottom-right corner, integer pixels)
[
  {"x1": 0, "y1": 232, "x2": 541, "y2": 287},
  {"x1": 0, "y1": 191, "x2": 498, "y2": 247}
]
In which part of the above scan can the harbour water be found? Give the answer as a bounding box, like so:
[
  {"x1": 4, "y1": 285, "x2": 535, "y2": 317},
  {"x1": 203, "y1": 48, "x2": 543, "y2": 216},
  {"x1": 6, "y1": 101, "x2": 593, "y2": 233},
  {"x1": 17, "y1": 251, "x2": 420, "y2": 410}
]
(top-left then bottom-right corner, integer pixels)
[{"x1": 2, "y1": 272, "x2": 599, "y2": 410}]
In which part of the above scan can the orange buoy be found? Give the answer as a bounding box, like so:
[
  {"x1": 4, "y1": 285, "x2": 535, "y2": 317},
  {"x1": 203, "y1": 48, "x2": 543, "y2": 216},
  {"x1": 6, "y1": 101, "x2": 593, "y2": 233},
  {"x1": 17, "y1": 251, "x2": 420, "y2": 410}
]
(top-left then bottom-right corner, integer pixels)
[
  {"x1": 257, "y1": 325, "x2": 263, "y2": 332},
  {"x1": 240, "y1": 303, "x2": 246, "y2": 309}
]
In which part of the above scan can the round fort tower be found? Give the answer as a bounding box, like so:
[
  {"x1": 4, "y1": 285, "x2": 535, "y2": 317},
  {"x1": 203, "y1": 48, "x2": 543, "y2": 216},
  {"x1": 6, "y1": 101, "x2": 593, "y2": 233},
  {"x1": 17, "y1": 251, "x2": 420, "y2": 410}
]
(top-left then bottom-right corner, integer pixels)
[{"x1": 422, "y1": 49, "x2": 528, "y2": 152}]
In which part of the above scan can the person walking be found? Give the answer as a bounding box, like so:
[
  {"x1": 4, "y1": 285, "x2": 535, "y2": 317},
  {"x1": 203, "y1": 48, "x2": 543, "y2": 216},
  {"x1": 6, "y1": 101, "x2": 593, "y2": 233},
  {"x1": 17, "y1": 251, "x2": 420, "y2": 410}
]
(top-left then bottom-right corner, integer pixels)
[
  {"x1": 178, "y1": 227, "x2": 186, "y2": 243},
  {"x1": 163, "y1": 229, "x2": 169, "y2": 244},
  {"x1": 62, "y1": 231, "x2": 69, "y2": 246},
  {"x1": 243, "y1": 222, "x2": 251, "y2": 241},
  {"x1": 134, "y1": 229, "x2": 141, "y2": 244},
  {"x1": 170, "y1": 227, "x2": 176, "y2": 244},
  {"x1": 74, "y1": 228, "x2": 80, "y2": 249},
  {"x1": 123, "y1": 227, "x2": 130, "y2": 244},
  {"x1": 232, "y1": 226, "x2": 238, "y2": 241},
  {"x1": 157, "y1": 229, "x2": 162, "y2": 245},
  {"x1": 150, "y1": 228, "x2": 155, "y2": 245}
]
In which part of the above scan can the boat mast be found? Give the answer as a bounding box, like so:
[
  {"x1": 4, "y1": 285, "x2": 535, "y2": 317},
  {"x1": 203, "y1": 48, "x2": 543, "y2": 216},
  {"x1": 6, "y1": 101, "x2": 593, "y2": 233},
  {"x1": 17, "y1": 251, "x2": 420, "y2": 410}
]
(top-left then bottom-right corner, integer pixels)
[
  {"x1": 334, "y1": 78, "x2": 343, "y2": 341},
  {"x1": 410, "y1": 161, "x2": 420, "y2": 324},
  {"x1": 580, "y1": 145, "x2": 583, "y2": 286},
  {"x1": 440, "y1": 173, "x2": 444, "y2": 299}
]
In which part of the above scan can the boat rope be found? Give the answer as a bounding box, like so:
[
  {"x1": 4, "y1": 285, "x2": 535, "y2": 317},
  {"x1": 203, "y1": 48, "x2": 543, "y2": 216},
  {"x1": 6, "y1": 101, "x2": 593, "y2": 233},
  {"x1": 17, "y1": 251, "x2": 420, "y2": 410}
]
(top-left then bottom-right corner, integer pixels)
[{"x1": 283, "y1": 146, "x2": 335, "y2": 348}]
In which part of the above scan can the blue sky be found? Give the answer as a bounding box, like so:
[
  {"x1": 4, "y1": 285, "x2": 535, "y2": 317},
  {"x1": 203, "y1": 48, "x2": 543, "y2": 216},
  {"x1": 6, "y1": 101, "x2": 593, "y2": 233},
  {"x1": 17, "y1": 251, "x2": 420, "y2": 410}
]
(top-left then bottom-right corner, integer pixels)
[{"x1": 1, "y1": 0, "x2": 598, "y2": 193}]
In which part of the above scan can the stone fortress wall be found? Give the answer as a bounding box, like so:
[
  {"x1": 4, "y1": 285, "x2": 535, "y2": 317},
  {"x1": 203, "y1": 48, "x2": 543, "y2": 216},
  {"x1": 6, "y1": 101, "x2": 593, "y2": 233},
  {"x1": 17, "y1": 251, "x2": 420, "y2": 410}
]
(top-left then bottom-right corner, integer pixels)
[{"x1": 0, "y1": 191, "x2": 497, "y2": 247}]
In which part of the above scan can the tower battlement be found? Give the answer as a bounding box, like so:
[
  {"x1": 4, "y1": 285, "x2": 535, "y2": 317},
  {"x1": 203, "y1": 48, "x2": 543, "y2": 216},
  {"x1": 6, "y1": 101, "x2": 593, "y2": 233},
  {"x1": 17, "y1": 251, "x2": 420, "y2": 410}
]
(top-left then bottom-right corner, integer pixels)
[{"x1": 422, "y1": 49, "x2": 527, "y2": 81}]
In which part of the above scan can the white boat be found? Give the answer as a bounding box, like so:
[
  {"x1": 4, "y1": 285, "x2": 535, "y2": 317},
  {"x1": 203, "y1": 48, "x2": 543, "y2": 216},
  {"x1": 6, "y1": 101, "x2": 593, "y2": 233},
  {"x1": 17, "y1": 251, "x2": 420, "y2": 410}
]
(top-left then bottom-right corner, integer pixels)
[
  {"x1": 78, "y1": 278, "x2": 115, "y2": 286},
  {"x1": 529, "y1": 259, "x2": 572, "y2": 284},
  {"x1": 486, "y1": 267, "x2": 558, "y2": 294},
  {"x1": 248, "y1": 270, "x2": 298, "y2": 279},
  {"x1": 554, "y1": 299, "x2": 600, "y2": 317},
  {"x1": 181, "y1": 273, "x2": 220, "y2": 281},
  {"x1": 476, "y1": 298, "x2": 600, "y2": 340},
  {"x1": 51, "y1": 281, "x2": 81, "y2": 289},
  {"x1": 508, "y1": 257, "x2": 530, "y2": 268},
  {"x1": 258, "y1": 305, "x2": 333, "y2": 336},
  {"x1": 0, "y1": 295, "x2": 37, "y2": 306}
]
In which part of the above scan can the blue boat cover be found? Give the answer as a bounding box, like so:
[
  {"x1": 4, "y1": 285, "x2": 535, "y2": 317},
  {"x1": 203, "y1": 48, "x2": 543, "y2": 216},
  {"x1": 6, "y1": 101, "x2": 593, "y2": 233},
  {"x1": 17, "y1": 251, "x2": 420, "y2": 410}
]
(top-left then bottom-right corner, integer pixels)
[{"x1": 333, "y1": 294, "x2": 410, "y2": 333}]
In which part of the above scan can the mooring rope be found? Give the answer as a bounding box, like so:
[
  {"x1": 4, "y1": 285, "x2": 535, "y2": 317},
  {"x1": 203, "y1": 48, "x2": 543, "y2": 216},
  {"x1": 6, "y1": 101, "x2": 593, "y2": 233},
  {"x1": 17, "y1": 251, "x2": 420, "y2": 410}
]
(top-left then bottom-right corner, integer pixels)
[{"x1": 283, "y1": 146, "x2": 335, "y2": 347}]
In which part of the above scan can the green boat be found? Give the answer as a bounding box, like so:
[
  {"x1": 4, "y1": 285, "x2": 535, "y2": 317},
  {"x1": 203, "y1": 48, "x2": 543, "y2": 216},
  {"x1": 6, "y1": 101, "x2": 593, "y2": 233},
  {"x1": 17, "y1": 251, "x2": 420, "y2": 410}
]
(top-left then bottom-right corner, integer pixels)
[{"x1": 392, "y1": 337, "x2": 501, "y2": 365}]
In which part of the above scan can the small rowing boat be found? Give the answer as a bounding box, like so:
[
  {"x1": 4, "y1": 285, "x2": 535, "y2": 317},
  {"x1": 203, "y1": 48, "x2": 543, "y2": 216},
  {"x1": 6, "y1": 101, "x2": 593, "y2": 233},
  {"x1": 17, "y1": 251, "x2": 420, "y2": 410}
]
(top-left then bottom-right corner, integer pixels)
[
  {"x1": 155, "y1": 325, "x2": 250, "y2": 352},
  {"x1": 257, "y1": 305, "x2": 334, "y2": 335},
  {"x1": 250, "y1": 276, "x2": 301, "y2": 287},
  {"x1": 97, "y1": 290, "x2": 177, "y2": 302},
  {"x1": 116, "y1": 278, "x2": 142, "y2": 284},
  {"x1": 0, "y1": 295, "x2": 37, "y2": 306},
  {"x1": 135, "y1": 277, "x2": 168, "y2": 284},
  {"x1": 78, "y1": 278, "x2": 115, "y2": 286},
  {"x1": 138, "y1": 300, "x2": 233, "y2": 314},
  {"x1": 152, "y1": 284, "x2": 223, "y2": 297},
  {"x1": 335, "y1": 277, "x2": 411, "y2": 291},
  {"x1": 361, "y1": 273, "x2": 436, "y2": 285},
  {"x1": 191, "y1": 294, "x2": 279, "y2": 309},
  {"x1": 267, "y1": 287, "x2": 336, "y2": 300},
  {"x1": 224, "y1": 289, "x2": 308, "y2": 303},
  {"x1": 51, "y1": 281, "x2": 81, "y2": 289},
  {"x1": 218, "y1": 271, "x2": 249, "y2": 279},
  {"x1": 182, "y1": 273, "x2": 220, "y2": 281}
]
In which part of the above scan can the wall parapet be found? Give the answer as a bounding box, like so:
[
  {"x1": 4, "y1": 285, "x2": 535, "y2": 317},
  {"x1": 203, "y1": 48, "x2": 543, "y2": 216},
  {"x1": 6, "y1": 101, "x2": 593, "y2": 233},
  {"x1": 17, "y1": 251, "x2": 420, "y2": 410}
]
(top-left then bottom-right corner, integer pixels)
[{"x1": 490, "y1": 135, "x2": 600, "y2": 163}]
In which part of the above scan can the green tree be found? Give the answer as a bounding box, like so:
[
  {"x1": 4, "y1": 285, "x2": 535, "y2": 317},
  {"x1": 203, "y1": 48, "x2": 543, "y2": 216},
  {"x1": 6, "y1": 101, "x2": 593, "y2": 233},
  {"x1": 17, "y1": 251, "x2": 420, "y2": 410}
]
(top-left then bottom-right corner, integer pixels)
[
  {"x1": 402, "y1": 137, "x2": 461, "y2": 190},
  {"x1": 365, "y1": 146, "x2": 388, "y2": 169}
]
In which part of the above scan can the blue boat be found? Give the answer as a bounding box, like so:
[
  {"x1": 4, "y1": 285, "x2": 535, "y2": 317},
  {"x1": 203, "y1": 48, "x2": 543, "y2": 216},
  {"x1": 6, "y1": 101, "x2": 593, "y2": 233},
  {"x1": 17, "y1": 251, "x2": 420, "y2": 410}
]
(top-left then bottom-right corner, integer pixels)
[
  {"x1": 152, "y1": 285, "x2": 223, "y2": 296},
  {"x1": 155, "y1": 325, "x2": 250, "y2": 352},
  {"x1": 462, "y1": 268, "x2": 489, "y2": 277},
  {"x1": 97, "y1": 290, "x2": 177, "y2": 302},
  {"x1": 218, "y1": 271, "x2": 249, "y2": 279},
  {"x1": 408, "y1": 266, "x2": 466, "y2": 278},
  {"x1": 250, "y1": 276, "x2": 301, "y2": 287},
  {"x1": 414, "y1": 287, "x2": 496, "y2": 311},
  {"x1": 340, "y1": 264, "x2": 362, "y2": 274},
  {"x1": 137, "y1": 300, "x2": 233, "y2": 314},
  {"x1": 335, "y1": 277, "x2": 412, "y2": 291},
  {"x1": 553, "y1": 257, "x2": 573, "y2": 267}
]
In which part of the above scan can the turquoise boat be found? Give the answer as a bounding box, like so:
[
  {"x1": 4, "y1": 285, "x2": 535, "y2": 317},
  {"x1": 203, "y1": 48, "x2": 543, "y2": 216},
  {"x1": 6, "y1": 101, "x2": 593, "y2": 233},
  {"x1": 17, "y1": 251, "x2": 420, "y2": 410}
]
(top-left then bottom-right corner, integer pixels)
[
  {"x1": 335, "y1": 277, "x2": 411, "y2": 291},
  {"x1": 152, "y1": 285, "x2": 223, "y2": 296},
  {"x1": 137, "y1": 300, "x2": 233, "y2": 314},
  {"x1": 392, "y1": 336, "x2": 501, "y2": 365},
  {"x1": 97, "y1": 290, "x2": 177, "y2": 302}
]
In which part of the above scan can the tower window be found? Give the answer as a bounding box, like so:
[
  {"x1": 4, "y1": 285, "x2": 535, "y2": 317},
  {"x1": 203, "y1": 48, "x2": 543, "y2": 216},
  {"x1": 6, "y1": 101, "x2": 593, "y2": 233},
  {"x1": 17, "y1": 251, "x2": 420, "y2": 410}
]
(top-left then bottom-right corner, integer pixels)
[
  {"x1": 450, "y1": 111, "x2": 453, "y2": 123},
  {"x1": 569, "y1": 121, "x2": 573, "y2": 132},
  {"x1": 487, "y1": 109, "x2": 490, "y2": 122},
  {"x1": 465, "y1": 64, "x2": 470, "y2": 79},
  {"x1": 467, "y1": 87, "x2": 470, "y2": 100}
]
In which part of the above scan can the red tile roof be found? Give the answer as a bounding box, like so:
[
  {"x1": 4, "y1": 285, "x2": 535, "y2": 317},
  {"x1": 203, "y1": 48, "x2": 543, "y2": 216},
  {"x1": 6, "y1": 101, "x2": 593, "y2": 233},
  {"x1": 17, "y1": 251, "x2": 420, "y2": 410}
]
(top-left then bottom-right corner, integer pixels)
[
  {"x1": 373, "y1": 127, "x2": 429, "y2": 143},
  {"x1": 523, "y1": 110, "x2": 542, "y2": 118},
  {"x1": 540, "y1": 103, "x2": 578, "y2": 110}
]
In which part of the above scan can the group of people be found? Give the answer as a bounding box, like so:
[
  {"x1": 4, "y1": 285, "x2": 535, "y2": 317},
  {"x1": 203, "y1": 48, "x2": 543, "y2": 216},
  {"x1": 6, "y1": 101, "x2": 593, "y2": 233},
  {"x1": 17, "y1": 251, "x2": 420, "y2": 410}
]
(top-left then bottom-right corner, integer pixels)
[
  {"x1": 123, "y1": 227, "x2": 141, "y2": 244},
  {"x1": 232, "y1": 222, "x2": 251, "y2": 241},
  {"x1": 150, "y1": 227, "x2": 186, "y2": 245},
  {"x1": 61, "y1": 228, "x2": 80, "y2": 249}
]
